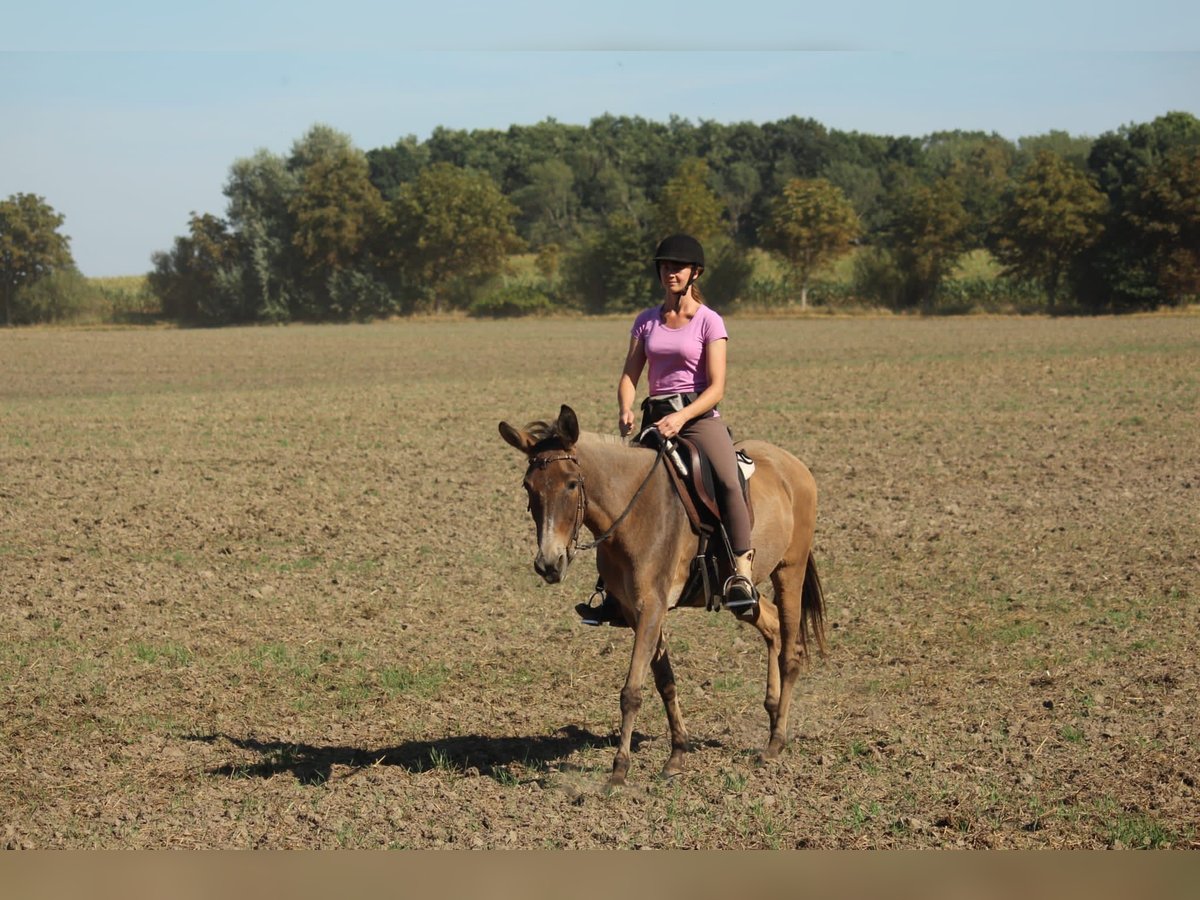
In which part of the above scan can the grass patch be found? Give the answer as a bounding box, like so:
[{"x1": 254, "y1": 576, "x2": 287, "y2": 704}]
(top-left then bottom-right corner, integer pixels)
[
  {"x1": 132, "y1": 641, "x2": 193, "y2": 667},
  {"x1": 379, "y1": 664, "x2": 450, "y2": 698}
]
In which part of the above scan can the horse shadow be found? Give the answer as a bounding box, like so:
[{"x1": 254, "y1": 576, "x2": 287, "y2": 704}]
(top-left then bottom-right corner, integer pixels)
[{"x1": 186, "y1": 725, "x2": 682, "y2": 785}]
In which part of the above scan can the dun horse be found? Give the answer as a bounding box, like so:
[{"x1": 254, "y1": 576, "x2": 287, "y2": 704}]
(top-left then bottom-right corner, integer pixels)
[{"x1": 500, "y1": 404, "x2": 825, "y2": 786}]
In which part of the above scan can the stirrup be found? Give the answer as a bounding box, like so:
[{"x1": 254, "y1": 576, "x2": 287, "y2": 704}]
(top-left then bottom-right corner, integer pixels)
[
  {"x1": 576, "y1": 581, "x2": 628, "y2": 627},
  {"x1": 722, "y1": 574, "x2": 759, "y2": 612}
]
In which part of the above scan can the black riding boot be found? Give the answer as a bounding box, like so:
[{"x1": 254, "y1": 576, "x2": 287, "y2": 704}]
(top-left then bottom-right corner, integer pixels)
[{"x1": 576, "y1": 579, "x2": 630, "y2": 627}]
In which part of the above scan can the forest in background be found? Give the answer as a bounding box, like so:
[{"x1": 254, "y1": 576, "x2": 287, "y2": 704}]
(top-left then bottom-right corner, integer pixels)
[{"x1": 3, "y1": 111, "x2": 1198, "y2": 325}]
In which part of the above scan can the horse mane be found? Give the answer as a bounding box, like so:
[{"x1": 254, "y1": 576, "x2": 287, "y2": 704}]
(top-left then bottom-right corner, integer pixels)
[
  {"x1": 522, "y1": 420, "x2": 562, "y2": 448},
  {"x1": 580, "y1": 431, "x2": 627, "y2": 447},
  {"x1": 522, "y1": 419, "x2": 640, "y2": 453}
]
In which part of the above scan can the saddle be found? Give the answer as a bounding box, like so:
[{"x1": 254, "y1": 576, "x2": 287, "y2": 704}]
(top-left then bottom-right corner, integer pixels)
[{"x1": 634, "y1": 427, "x2": 755, "y2": 535}]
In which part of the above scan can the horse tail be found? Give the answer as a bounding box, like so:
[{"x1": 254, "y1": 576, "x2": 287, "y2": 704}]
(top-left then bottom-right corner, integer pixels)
[{"x1": 800, "y1": 551, "x2": 827, "y2": 659}]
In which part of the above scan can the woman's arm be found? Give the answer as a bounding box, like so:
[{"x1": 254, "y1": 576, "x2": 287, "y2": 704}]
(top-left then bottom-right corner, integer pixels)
[{"x1": 617, "y1": 336, "x2": 647, "y2": 436}]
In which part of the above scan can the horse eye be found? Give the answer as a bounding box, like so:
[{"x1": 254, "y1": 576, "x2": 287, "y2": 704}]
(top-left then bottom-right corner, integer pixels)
[{"x1": 566, "y1": 480, "x2": 579, "y2": 491}]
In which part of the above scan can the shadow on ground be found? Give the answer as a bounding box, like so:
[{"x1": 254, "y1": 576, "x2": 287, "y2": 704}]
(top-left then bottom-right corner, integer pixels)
[{"x1": 185, "y1": 726, "x2": 684, "y2": 785}]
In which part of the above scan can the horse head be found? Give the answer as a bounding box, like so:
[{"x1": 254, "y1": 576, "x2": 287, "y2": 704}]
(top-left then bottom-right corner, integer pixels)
[{"x1": 499, "y1": 404, "x2": 584, "y2": 584}]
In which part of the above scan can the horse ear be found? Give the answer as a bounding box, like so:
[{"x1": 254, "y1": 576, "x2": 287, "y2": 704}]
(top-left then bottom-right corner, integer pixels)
[
  {"x1": 557, "y1": 405, "x2": 580, "y2": 446},
  {"x1": 499, "y1": 421, "x2": 534, "y2": 454}
]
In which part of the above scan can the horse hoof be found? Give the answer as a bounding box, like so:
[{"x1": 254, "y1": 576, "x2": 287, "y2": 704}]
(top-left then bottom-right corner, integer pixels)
[
  {"x1": 659, "y1": 767, "x2": 684, "y2": 781},
  {"x1": 757, "y1": 743, "x2": 784, "y2": 765}
]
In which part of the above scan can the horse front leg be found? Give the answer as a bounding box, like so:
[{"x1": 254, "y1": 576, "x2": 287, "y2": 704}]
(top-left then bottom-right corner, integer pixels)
[
  {"x1": 650, "y1": 630, "x2": 689, "y2": 779},
  {"x1": 610, "y1": 602, "x2": 664, "y2": 788}
]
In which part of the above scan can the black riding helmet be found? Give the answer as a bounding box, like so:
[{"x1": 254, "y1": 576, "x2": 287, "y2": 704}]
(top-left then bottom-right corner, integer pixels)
[
  {"x1": 653, "y1": 234, "x2": 705, "y2": 268},
  {"x1": 653, "y1": 234, "x2": 704, "y2": 295}
]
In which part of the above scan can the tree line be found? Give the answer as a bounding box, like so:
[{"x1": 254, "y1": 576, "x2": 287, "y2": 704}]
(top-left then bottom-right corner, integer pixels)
[{"x1": 3, "y1": 111, "x2": 1198, "y2": 325}]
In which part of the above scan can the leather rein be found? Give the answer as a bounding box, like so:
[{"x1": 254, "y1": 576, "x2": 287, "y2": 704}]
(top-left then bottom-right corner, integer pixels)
[{"x1": 525, "y1": 443, "x2": 667, "y2": 555}]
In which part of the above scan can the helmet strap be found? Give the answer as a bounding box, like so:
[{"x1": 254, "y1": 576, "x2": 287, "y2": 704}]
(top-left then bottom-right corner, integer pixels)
[{"x1": 685, "y1": 268, "x2": 700, "y2": 294}]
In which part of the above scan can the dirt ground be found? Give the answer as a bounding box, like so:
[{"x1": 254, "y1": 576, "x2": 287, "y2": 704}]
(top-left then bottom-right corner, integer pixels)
[{"x1": 1, "y1": 313, "x2": 1196, "y2": 848}]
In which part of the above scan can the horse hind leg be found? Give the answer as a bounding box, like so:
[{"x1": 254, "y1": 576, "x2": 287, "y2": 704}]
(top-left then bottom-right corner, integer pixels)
[{"x1": 650, "y1": 631, "x2": 689, "y2": 779}]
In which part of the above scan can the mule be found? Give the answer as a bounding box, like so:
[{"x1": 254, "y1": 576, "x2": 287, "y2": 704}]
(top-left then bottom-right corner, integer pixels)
[{"x1": 499, "y1": 405, "x2": 826, "y2": 786}]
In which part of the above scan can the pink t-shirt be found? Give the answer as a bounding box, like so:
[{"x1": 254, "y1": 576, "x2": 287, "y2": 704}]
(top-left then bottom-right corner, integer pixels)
[{"x1": 632, "y1": 304, "x2": 729, "y2": 398}]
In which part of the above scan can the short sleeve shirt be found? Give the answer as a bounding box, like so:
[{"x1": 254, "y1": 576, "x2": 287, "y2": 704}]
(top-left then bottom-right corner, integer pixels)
[{"x1": 631, "y1": 304, "x2": 729, "y2": 398}]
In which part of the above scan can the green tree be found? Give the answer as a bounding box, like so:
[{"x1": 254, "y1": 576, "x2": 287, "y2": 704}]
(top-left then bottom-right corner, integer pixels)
[
  {"x1": 562, "y1": 212, "x2": 651, "y2": 314},
  {"x1": 289, "y1": 135, "x2": 387, "y2": 278},
  {"x1": 1125, "y1": 146, "x2": 1200, "y2": 305},
  {"x1": 388, "y1": 162, "x2": 522, "y2": 313},
  {"x1": 1017, "y1": 130, "x2": 1094, "y2": 172},
  {"x1": 147, "y1": 212, "x2": 243, "y2": 323},
  {"x1": 715, "y1": 160, "x2": 761, "y2": 239},
  {"x1": 0, "y1": 193, "x2": 74, "y2": 326},
  {"x1": 366, "y1": 135, "x2": 430, "y2": 200},
  {"x1": 991, "y1": 150, "x2": 1107, "y2": 310},
  {"x1": 884, "y1": 177, "x2": 971, "y2": 312},
  {"x1": 513, "y1": 159, "x2": 578, "y2": 247},
  {"x1": 223, "y1": 148, "x2": 299, "y2": 321},
  {"x1": 654, "y1": 157, "x2": 724, "y2": 244},
  {"x1": 1083, "y1": 113, "x2": 1200, "y2": 310},
  {"x1": 286, "y1": 126, "x2": 389, "y2": 318},
  {"x1": 759, "y1": 178, "x2": 861, "y2": 308},
  {"x1": 822, "y1": 159, "x2": 886, "y2": 234}
]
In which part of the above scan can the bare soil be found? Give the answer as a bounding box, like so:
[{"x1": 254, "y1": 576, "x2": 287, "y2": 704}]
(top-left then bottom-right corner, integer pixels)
[{"x1": 1, "y1": 314, "x2": 1196, "y2": 848}]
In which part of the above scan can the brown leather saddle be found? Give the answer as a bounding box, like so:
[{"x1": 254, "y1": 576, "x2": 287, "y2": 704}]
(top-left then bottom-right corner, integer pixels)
[{"x1": 635, "y1": 427, "x2": 754, "y2": 536}]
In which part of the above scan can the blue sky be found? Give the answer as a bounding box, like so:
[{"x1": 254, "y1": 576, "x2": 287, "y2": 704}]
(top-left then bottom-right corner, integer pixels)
[{"x1": 3, "y1": 2, "x2": 1198, "y2": 276}]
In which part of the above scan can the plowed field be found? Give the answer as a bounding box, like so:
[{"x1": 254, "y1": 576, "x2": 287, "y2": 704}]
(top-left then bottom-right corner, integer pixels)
[{"x1": 1, "y1": 314, "x2": 1196, "y2": 848}]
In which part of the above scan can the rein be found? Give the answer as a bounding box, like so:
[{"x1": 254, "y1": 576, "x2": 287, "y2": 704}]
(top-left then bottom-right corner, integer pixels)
[{"x1": 527, "y1": 443, "x2": 667, "y2": 554}]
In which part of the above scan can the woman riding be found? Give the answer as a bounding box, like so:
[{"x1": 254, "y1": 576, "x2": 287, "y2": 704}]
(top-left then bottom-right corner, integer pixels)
[{"x1": 578, "y1": 233, "x2": 757, "y2": 624}]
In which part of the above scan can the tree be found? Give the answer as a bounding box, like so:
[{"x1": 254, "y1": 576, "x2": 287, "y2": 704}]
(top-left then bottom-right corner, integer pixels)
[
  {"x1": 1083, "y1": 113, "x2": 1200, "y2": 310},
  {"x1": 285, "y1": 126, "x2": 389, "y2": 318},
  {"x1": 884, "y1": 177, "x2": 971, "y2": 312},
  {"x1": 761, "y1": 117, "x2": 830, "y2": 186},
  {"x1": 366, "y1": 135, "x2": 430, "y2": 200},
  {"x1": 563, "y1": 212, "x2": 652, "y2": 314},
  {"x1": 822, "y1": 159, "x2": 885, "y2": 234},
  {"x1": 715, "y1": 161, "x2": 761, "y2": 239},
  {"x1": 655, "y1": 157, "x2": 724, "y2": 244},
  {"x1": 1125, "y1": 147, "x2": 1200, "y2": 305},
  {"x1": 223, "y1": 149, "x2": 298, "y2": 321},
  {"x1": 991, "y1": 151, "x2": 1107, "y2": 310},
  {"x1": 147, "y1": 212, "x2": 243, "y2": 323},
  {"x1": 289, "y1": 137, "x2": 387, "y2": 279},
  {"x1": 1017, "y1": 130, "x2": 1094, "y2": 172},
  {"x1": 513, "y1": 159, "x2": 578, "y2": 247},
  {"x1": 0, "y1": 193, "x2": 74, "y2": 326},
  {"x1": 759, "y1": 178, "x2": 861, "y2": 308},
  {"x1": 388, "y1": 162, "x2": 522, "y2": 312}
]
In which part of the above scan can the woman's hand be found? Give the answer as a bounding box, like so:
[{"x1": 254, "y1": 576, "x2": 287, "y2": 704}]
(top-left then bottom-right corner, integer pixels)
[
  {"x1": 619, "y1": 408, "x2": 636, "y2": 437},
  {"x1": 655, "y1": 410, "x2": 689, "y2": 439}
]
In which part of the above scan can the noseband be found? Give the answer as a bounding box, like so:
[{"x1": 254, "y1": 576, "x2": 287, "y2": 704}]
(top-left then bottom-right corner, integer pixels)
[{"x1": 525, "y1": 444, "x2": 667, "y2": 555}]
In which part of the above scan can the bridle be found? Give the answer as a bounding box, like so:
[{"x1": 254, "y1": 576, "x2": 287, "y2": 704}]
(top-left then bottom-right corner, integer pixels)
[{"x1": 524, "y1": 442, "x2": 667, "y2": 555}]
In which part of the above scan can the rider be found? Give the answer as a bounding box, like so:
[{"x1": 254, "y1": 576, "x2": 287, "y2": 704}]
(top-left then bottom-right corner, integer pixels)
[{"x1": 578, "y1": 233, "x2": 757, "y2": 625}]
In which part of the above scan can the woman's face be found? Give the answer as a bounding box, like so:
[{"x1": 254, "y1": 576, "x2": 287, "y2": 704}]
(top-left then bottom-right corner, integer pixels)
[{"x1": 658, "y1": 260, "x2": 696, "y2": 294}]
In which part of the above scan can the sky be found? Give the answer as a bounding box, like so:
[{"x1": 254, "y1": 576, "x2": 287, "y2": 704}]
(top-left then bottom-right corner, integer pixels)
[{"x1": 2, "y1": 1, "x2": 1198, "y2": 277}]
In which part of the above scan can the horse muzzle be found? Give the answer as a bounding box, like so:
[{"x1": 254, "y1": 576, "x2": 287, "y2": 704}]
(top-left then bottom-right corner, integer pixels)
[{"x1": 534, "y1": 549, "x2": 570, "y2": 584}]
